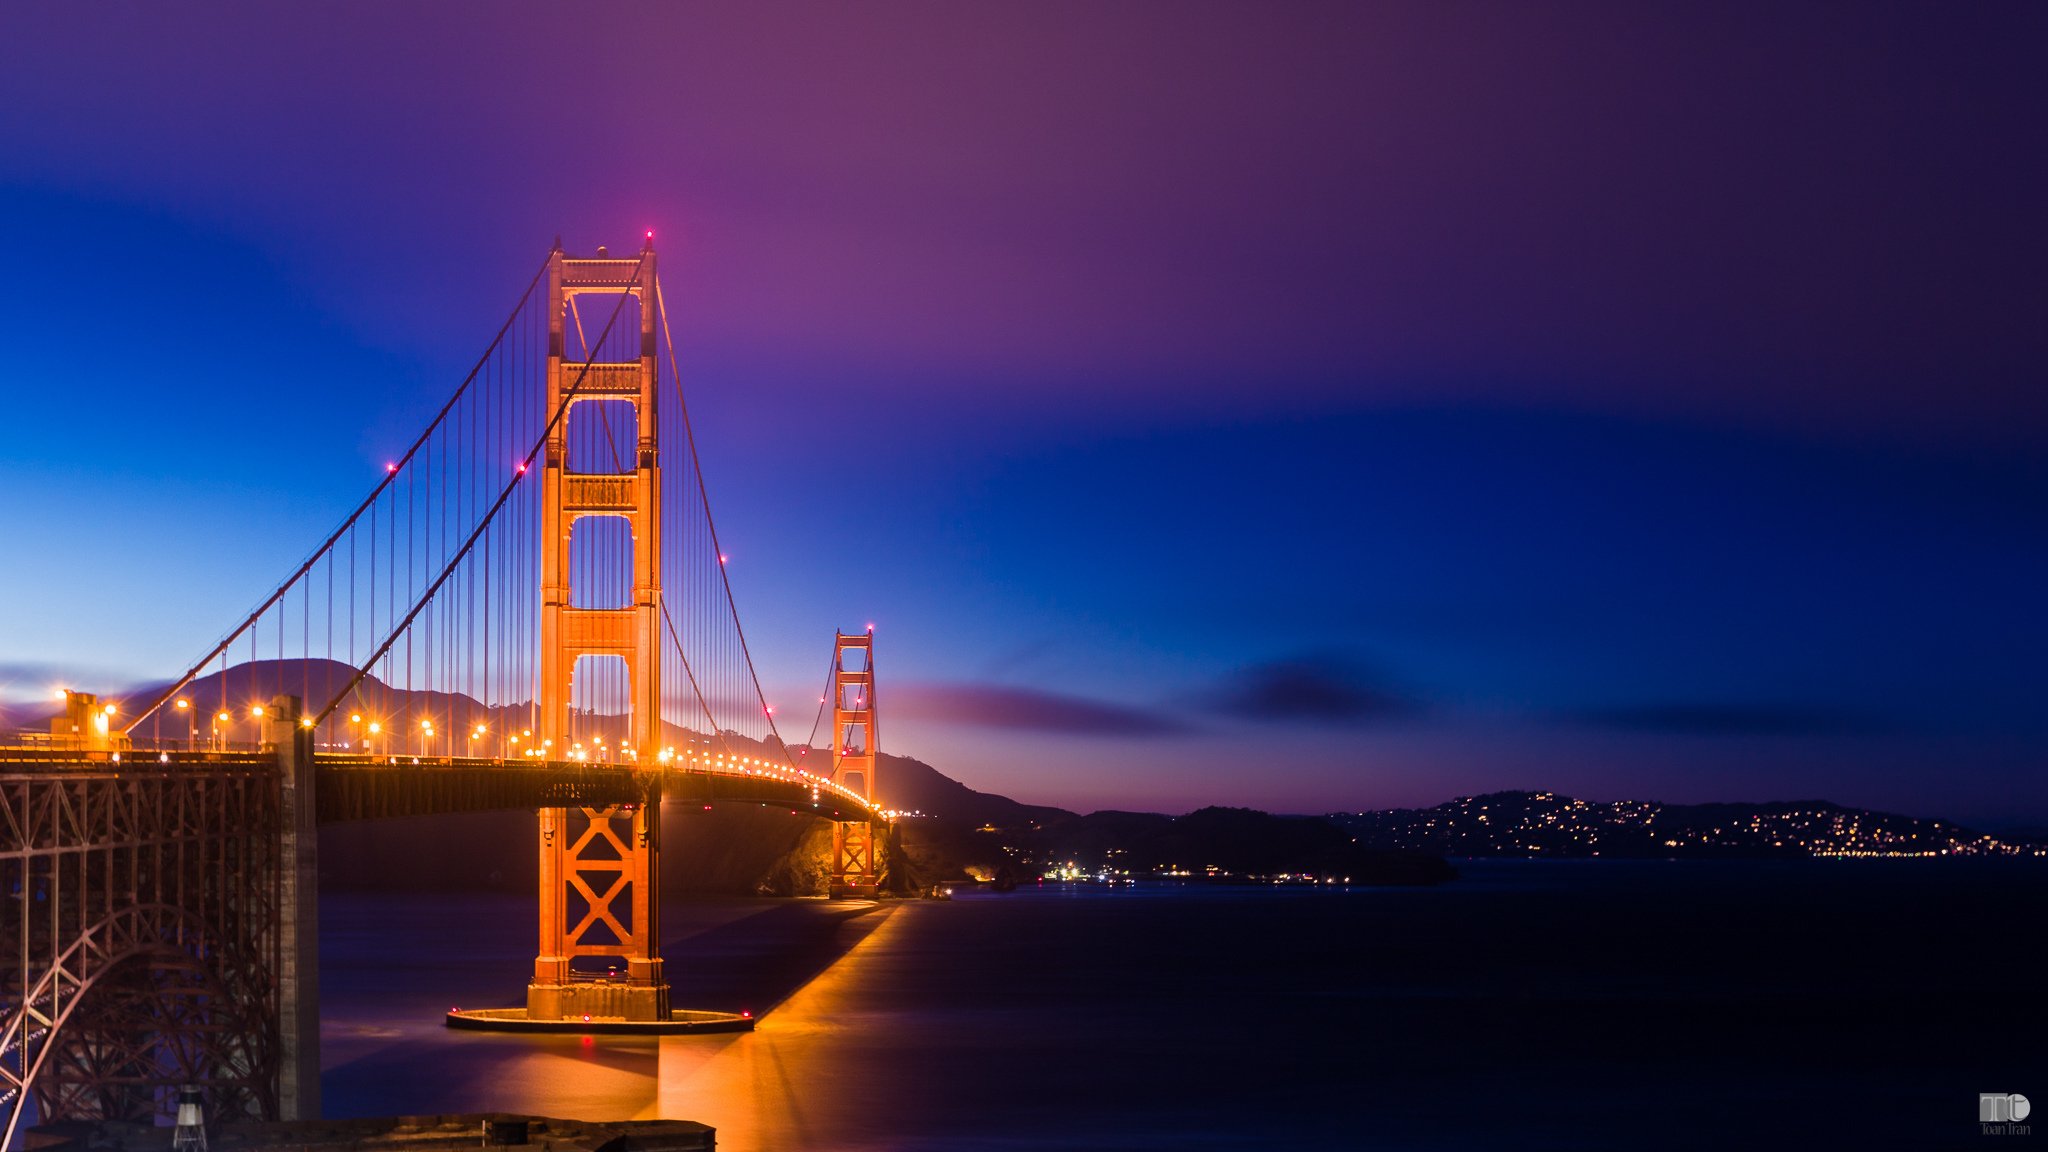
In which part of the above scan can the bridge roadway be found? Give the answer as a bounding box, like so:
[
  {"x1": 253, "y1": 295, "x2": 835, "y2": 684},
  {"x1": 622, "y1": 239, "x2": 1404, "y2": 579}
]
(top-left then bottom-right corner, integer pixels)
[{"x1": 0, "y1": 748, "x2": 874, "y2": 824}]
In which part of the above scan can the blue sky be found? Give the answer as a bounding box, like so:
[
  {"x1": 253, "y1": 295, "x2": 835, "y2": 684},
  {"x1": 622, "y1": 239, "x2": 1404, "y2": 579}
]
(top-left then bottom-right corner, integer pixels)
[{"x1": 1, "y1": 2, "x2": 2043, "y2": 822}]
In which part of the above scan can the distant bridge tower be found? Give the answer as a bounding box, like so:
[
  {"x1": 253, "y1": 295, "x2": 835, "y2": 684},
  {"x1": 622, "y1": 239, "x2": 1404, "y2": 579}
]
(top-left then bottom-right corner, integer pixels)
[
  {"x1": 829, "y1": 630, "x2": 880, "y2": 898},
  {"x1": 529, "y1": 240, "x2": 669, "y2": 1022}
]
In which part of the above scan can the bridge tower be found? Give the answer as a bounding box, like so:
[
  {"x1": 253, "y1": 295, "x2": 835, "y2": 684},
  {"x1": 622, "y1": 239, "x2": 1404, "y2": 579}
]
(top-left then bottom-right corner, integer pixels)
[
  {"x1": 529, "y1": 240, "x2": 669, "y2": 1022},
  {"x1": 829, "y1": 631, "x2": 881, "y2": 898}
]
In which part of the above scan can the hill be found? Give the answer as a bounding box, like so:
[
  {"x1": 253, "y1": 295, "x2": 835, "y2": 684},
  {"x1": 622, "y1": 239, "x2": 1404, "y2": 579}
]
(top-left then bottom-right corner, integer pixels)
[
  {"x1": 866, "y1": 750, "x2": 1072, "y2": 828},
  {"x1": 16, "y1": 658, "x2": 1460, "y2": 888}
]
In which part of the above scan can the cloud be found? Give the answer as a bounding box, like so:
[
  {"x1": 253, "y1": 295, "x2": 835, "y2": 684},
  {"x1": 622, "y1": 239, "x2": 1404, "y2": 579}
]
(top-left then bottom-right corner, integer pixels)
[
  {"x1": 890, "y1": 683, "x2": 1188, "y2": 736},
  {"x1": 1565, "y1": 702, "x2": 1870, "y2": 737},
  {"x1": 1211, "y1": 654, "x2": 1416, "y2": 725},
  {"x1": 0, "y1": 661, "x2": 141, "y2": 706}
]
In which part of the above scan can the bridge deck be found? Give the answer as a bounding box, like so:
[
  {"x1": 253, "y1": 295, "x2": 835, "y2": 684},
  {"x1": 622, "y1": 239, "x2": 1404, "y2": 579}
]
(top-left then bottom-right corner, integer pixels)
[{"x1": 0, "y1": 749, "x2": 878, "y2": 824}]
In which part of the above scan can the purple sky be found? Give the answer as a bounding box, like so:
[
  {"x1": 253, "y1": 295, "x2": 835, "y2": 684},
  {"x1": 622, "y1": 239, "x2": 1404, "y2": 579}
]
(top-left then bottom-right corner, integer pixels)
[{"x1": 2, "y1": 3, "x2": 2043, "y2": 822}]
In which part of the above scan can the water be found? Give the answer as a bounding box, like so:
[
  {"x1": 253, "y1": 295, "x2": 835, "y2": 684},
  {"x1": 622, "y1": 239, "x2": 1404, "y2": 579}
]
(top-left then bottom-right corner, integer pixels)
[{"x1": 321, "y1": 860, "x2": 2048, "y2": 1150}]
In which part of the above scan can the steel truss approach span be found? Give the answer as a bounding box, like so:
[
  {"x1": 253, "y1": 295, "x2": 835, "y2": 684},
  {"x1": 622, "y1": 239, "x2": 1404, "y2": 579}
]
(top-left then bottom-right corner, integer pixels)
[
  {"x1": 2, "y1": 758, "x2": 288, "y2": 1150},
  {"x1": 3, "y1": 238, "x2": 891, "y2": 1141}
]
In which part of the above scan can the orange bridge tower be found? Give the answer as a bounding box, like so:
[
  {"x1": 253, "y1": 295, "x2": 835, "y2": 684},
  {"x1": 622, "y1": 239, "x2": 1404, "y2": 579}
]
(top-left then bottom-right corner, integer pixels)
[
  {"x1": 529, "y1": 240, "x2": 669, "y2": 1022},
  {"x1": 829, "y1": 630, "x2": 881, "y2": 898}
]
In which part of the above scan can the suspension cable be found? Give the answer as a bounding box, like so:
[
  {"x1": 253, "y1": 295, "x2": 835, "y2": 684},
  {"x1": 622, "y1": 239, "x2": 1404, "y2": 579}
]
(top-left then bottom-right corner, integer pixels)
[
  {"x1": 312, "y1": 248, "x2": 649, "y2": 727},
  {"x1": 653, "y1": 275, "x2": 803, "y2": 770},
  {"x1": 801, "y1": 643, "x2": 838, "y2": 753},
  {"x1": 126, "y1": 247, "x2": 556, "y2": 735},
  {"x1": 655, "y1": 595, "x2": 730, "y2": 755}
]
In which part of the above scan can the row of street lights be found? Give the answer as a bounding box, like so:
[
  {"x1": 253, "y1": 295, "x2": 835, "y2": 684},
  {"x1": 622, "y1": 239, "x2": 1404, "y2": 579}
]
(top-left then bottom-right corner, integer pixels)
[
  {"x1": 164, "y1": 697, "x2": 264, "y2": 751},
  {"x1": 146, "y1": 698, "x2": 643, "y2": 763}
]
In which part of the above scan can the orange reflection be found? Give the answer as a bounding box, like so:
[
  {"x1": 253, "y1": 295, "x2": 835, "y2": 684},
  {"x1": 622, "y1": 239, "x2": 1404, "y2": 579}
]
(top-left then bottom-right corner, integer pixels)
[{"x1": 651, "y1": 905, "x2": 910, "y2": 1150}]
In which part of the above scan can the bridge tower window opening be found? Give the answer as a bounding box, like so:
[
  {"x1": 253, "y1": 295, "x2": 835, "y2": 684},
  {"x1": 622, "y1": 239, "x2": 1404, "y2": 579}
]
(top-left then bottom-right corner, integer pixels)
[
  {"x1": 564, "y1": 398, "x2": 638, "y2": 475},
  {"x1": 566, "y1": 653, "x2": 633, "y2": 759},
  {"x1": 563, "y1": 291, "x2": 642, "y2": 365},
  {"x1": 565, "y1": 515, "x2": 634, "y2": 611}
]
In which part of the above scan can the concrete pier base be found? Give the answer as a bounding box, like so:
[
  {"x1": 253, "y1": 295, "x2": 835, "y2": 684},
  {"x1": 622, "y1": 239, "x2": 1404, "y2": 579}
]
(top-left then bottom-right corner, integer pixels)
[{"x1": 445, "y1": 1007, "x2": 753, "y2": 1034}]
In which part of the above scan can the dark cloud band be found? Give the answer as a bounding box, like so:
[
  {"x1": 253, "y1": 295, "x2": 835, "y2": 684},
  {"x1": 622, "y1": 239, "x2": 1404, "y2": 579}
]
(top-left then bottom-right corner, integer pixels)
[{"x1": 890, "y1": 683, "x2": 1188, "y2": 736}]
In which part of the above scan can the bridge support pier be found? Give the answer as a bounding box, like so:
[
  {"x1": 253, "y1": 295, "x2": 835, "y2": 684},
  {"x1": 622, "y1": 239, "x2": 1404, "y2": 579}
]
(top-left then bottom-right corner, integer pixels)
[
  {"x1": 527, "y1": 790, "x2": 670, "y2": 1023},
  {"x1": 266, "y1": 697, "x2": 321, "y2": 1122},
  {"x1": 830, "y1": 821, "x2": 879, "y2": 899}
]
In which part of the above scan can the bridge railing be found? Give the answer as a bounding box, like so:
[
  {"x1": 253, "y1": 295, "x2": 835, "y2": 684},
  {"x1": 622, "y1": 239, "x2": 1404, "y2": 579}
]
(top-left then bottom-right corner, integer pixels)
[
  {"x1": 0, "y1": 745, "x2": 276, "y2": 768},
  {"x1": 307, "y1": 752, "x2": 880, "y2": 823},
  {"x1": 312, "y1": 751, "x2": 878, "y2": 812},
  {"x1": 0, "y1": 744, "x2": 879, "y2": 818}
]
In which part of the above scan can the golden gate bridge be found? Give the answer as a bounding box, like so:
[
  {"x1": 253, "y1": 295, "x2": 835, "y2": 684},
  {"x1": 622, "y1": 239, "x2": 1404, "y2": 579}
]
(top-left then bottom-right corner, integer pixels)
[{"x1": 1, "y1": 238, "x2": 889, "y2": 1145}]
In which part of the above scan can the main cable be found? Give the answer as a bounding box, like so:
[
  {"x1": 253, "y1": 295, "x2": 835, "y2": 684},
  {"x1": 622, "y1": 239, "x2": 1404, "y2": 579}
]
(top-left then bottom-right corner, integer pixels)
[
  {"x1": 653, "y1": 274, "x2": 801, "y2": 769},
  {"x1": 126, "y1": 247, "x2": 554, "y2": 735},
  {"x1": 314, "y1": 247, "x2": 648, "y2": 728}
]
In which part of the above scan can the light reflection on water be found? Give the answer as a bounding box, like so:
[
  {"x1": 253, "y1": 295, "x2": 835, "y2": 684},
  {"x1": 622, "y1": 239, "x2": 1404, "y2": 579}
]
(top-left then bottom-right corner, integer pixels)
[
  {"x1": 325, "y1": 866, "x2": 2048, "y2": 1151},
  {"x1": 325, "y1": 895, "x2": 919, "y2": 1149},
  {"x1": 654, "y1": 905, "x2": 908, "y2": 1150},
  {"x1": 321, "y1": 894, "x2": 755, "y2": 1124},
  {"x1": 325, "y1": 884, "x2": 1453, "y2": 1150}
]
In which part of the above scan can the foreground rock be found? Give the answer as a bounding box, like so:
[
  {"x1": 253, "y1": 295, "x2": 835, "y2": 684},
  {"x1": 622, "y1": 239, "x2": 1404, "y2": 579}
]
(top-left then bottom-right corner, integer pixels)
[{"x1": 29, "y1": 1113, "x2": 712, "y2": 1151}]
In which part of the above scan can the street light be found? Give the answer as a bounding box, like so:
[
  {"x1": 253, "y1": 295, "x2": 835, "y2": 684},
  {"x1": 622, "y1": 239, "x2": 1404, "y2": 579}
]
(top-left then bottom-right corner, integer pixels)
[
  {"x1": 367, "y1": 720, "x2": 381, "y2": 754},
  {"x1": 174, "y1": 698, "x2": 193, "y2": 751}
]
